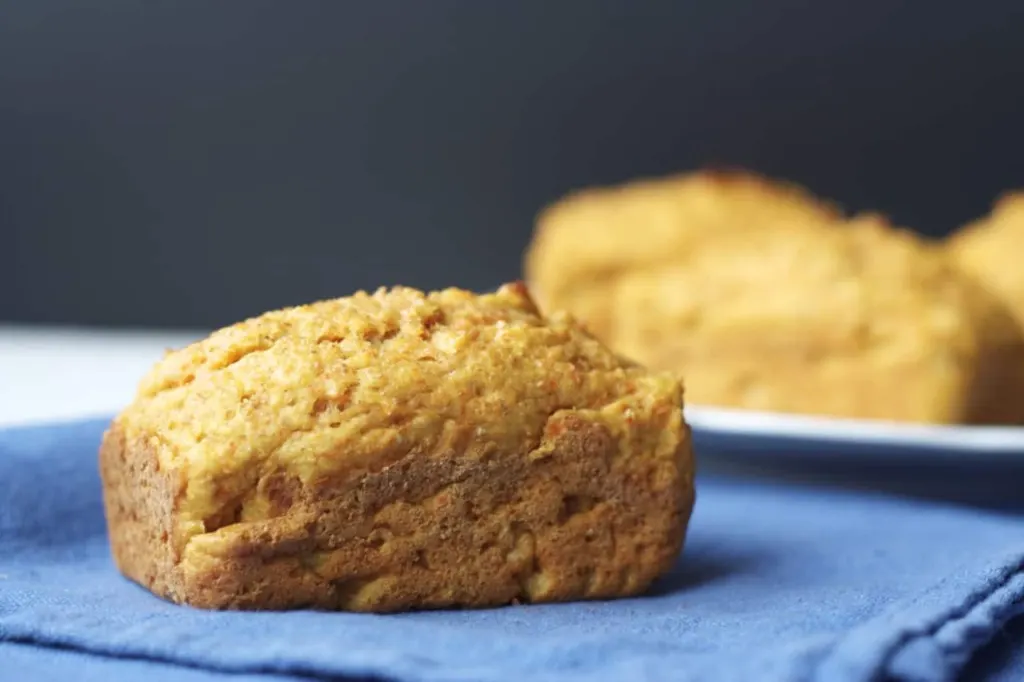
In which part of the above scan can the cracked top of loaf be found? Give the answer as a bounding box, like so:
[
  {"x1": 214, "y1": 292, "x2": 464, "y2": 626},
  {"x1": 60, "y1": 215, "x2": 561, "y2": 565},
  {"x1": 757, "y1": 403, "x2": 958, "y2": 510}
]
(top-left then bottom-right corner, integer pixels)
[{"x1": 114, "y1": 282, "x2": 684, "y2": 538}]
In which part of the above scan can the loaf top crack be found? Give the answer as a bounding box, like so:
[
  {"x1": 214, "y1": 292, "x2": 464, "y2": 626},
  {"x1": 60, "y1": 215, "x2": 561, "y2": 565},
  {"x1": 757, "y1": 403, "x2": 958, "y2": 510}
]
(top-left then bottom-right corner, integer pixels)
[{"x1": 115, "y1": 282, "x2": 685, "y2": 534}]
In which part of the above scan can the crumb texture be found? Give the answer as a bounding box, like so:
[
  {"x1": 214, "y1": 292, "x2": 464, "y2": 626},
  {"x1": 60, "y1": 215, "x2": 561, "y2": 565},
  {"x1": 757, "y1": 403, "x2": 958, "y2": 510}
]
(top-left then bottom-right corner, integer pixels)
[{"x1": 101, "y1": 282, "x2": 694, "y2": 611}]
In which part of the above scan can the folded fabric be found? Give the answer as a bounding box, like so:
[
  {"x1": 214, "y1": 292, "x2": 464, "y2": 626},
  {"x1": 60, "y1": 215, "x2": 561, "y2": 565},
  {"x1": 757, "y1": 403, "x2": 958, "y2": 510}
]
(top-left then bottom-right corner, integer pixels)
[{"x1": 1, "y1": 418, "x2": 1021, "y2": 682}]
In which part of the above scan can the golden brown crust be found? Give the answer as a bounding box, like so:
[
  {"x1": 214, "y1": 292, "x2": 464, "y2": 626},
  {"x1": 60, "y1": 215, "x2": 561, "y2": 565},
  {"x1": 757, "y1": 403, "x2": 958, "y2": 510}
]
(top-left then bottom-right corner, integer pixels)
[{"x1": 100, "y1": 283, "x2": 694, "y2": 611}]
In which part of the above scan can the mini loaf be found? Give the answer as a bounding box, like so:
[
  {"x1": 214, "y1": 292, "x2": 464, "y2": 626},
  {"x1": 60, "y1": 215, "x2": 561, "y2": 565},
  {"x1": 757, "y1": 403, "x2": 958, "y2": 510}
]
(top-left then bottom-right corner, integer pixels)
[
  {"x1": 605, "y1": 218, "x2": 1024, "y2": 424},
  {"x1": 100, "y1": 283, "x2": 695, "y2": 611},
  {"x1": 524, "y1": 169, "x2": 839, "y2": 338}
]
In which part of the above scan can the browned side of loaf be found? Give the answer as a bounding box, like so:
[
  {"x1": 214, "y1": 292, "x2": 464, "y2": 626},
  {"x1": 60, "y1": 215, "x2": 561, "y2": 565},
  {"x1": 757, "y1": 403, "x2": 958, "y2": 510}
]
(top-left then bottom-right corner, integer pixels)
[
  {"x1": 100, "y1": 412, "x2": 693, "y2": 612},
  {"x1": 99, "y1": 425, "x2": 185, "y2": 602}
]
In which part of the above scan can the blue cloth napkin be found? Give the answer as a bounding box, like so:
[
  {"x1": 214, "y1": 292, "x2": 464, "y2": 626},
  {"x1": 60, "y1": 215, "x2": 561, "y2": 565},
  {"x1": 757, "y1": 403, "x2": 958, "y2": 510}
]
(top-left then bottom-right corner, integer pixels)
[{"x1": 1, "y1": 418, "x2": 1021, "y2": 682}]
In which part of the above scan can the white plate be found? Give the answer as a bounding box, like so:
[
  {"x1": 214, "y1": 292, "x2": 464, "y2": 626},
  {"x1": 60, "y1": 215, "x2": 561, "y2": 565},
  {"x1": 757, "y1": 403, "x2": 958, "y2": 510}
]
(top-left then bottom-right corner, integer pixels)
[
  {"x1": 686, "y1": 406, "x2": 1024, "y2": 459},
  {"x1": 684, "y1": 406, "x2": 1024, "y2": 508}
]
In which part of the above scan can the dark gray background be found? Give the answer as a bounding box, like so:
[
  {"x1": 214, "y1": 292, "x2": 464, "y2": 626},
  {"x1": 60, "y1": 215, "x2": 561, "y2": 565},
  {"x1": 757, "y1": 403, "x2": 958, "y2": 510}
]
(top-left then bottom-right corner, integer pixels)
[{"x1": 3, "y1": 1, "x2": 1023, "y2": 329}]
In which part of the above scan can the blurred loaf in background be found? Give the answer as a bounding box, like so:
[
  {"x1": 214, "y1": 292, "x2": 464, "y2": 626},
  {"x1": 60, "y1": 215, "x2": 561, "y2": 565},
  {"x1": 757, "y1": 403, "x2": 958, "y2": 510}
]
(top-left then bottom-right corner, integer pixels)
[
  {"x1": 524, "y1": 172, "x2": 840, "y2": 341},
  {"x1": 947, "y1": 193, "x2": 1024, "y2": 330},
  {"x1": 524, "y1": 170, "x2": 1024, "y2": 425}
]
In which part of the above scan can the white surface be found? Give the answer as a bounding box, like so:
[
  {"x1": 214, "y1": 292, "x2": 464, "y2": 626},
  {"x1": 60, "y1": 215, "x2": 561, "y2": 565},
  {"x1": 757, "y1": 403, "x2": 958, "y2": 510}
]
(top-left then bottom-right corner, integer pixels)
[{"x1": 0, "y1": 325, "x2": 202, "y2": 427}]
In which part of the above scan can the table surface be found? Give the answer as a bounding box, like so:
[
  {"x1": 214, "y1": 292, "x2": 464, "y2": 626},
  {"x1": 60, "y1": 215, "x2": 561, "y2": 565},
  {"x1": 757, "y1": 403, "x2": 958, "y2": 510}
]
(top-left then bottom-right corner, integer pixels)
[{"x1": 0, "y1": 325, "x2": 203, "y2": 428}]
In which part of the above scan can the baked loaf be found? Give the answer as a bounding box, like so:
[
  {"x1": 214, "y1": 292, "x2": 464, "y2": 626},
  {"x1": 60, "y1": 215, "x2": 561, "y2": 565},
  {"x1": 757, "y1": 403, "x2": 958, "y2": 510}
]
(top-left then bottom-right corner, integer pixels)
[
  {"x1": 100, "y1": 282, "x2": 695, "y2": 612},
  {"x1": 948, "y1": 192, "x2": 1024, "y2": 329},
  {"x1": 524, "y1": 169, "x2": 839, "y2": 337},
  {"x1": 603, "y1": 217, "x2": 1024, "y2": 423}
]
